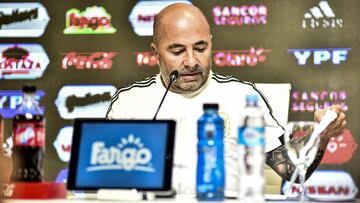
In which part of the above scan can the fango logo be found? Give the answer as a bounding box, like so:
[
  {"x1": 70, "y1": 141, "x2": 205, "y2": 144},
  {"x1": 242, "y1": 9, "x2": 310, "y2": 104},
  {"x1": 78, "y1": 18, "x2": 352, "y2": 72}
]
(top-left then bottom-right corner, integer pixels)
[
  {"x1": 87, "y1": 134, "x2": 154, "y2": 173},
  {"x1": 64, "y1": 6, "x2": 116, "y2": 34}
]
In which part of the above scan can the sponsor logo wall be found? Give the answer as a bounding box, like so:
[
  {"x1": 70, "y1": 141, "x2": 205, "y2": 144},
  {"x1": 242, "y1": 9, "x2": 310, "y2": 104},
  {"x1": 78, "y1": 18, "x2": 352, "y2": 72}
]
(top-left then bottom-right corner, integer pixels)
[{"x1": 0, "y1": 0, "x2": 358, "y2": 197}]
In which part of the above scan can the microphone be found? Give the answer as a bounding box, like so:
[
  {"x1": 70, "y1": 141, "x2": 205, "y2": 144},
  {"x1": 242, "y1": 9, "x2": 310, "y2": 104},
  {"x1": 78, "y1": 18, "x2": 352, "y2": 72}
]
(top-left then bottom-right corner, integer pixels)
[{"x1": 153, "y1": 70, "x2": 179, "y2": 120}]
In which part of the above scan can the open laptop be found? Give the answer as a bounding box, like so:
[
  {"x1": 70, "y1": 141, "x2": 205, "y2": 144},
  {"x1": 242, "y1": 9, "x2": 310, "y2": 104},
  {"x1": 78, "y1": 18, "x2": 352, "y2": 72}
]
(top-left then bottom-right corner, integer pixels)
[{"x1": 67, "y1": 119, "x2": 176, "y2": 192}]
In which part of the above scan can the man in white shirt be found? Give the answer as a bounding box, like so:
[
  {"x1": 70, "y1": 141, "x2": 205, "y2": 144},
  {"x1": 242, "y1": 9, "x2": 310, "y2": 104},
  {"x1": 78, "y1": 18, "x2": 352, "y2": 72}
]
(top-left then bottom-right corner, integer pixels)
[{"x1": 106, "y1": 3, "x2": 346, "y2": 195}]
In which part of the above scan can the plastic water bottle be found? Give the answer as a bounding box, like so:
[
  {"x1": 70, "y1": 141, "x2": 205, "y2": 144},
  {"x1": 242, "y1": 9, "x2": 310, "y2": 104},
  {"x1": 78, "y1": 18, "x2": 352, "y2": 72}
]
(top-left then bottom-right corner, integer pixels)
[
  {"x1": 238, "y1": 94, "x2": 265, "y2": 202},
  {"x1": 11, "y1": 85, "x2": 45, "y2": 182},
  {"x1": 197, "y1": 103, "x2": 225, "y2": 201}
]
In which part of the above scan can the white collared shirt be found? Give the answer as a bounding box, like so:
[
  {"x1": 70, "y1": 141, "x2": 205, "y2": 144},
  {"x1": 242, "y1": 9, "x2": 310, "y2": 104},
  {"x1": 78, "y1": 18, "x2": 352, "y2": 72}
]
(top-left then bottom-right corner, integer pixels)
[{"x1": 106, "y1": 71, "x2": 284, "y2": 194}]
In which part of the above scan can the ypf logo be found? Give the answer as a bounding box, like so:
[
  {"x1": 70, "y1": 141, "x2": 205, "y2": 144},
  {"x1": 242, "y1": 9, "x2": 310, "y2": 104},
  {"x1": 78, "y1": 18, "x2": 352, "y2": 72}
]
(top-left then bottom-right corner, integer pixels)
[
  {"x1": 64, "y1": 6, "x2": 116, "y2": 34},
  {"x1": 321, "y1": 129, "x2": 358, "y2": 164},
  {"x1": 288, "y1": 48, "x2": 350, "y2": 66},
  {"x1": 87, "y1": 134, "x2": 154, "y2": 173},
  {"x1": 0, "y1": 3, "x2": 50, "y2": 37},
  {"x1": 0, "y1": 90, "x2": 45, "y2": 118}
]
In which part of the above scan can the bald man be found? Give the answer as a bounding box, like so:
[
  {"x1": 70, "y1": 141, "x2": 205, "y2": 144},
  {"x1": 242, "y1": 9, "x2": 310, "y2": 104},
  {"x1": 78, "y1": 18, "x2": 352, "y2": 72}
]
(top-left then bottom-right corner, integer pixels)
[{"x1": 106, "y1": 3, "x2": 346, "y2": 195}]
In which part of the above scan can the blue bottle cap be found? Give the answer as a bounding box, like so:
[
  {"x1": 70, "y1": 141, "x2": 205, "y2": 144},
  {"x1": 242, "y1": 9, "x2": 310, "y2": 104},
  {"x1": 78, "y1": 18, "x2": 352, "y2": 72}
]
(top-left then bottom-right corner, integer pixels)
[{"x1": 203, "y1": 103, "x2": 219, "y2": 110}]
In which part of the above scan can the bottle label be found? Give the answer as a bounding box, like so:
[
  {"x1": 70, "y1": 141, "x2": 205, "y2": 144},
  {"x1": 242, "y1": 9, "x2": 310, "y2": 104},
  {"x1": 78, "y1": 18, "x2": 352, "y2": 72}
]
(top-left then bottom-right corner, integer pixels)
[
  {"x1": 238, "y1": 126, "x2": 265, "y2": 146},
  {"x1": 13, "y1": 120, "x2": 45, "y2": 147},
  {"x1": 197, "y1": 143, "x2": 225, "y2": 193}
]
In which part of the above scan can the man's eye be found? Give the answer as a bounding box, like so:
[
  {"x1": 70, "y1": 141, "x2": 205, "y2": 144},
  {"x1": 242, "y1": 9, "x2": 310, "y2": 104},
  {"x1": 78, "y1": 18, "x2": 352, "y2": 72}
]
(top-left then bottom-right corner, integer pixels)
[
  {"x1": 172, "y1": 50, "x2": 184, "y2": 55},
  {"x1": 195, "y1": 47, "x2": 206, "y2": 52}
]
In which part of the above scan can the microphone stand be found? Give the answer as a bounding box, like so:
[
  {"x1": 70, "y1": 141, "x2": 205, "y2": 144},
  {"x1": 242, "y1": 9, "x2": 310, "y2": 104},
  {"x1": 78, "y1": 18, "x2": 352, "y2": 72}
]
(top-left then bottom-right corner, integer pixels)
[{"x1": 153, "y1": 71, "x2": 178, "y2": 120}]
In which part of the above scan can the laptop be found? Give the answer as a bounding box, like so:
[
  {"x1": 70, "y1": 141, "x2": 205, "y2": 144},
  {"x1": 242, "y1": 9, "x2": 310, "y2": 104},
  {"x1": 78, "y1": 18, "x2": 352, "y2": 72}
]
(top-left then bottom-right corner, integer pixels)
[{"x1": 67, "y1": 119, "x2": 176, "y2": 192}]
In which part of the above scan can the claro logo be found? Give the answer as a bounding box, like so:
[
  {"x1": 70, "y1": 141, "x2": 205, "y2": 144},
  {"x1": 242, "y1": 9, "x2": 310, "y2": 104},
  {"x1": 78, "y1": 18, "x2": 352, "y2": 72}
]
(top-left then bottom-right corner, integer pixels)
[
  {"x1": 0, "y1": 3, "x2": 50, "y2": 37},
  {"x1": 214, "y1": 48, "x2": 270, "y2": 67},
  {"x1": 87, "y1": 134, "x2": 154, "y2": 173}
]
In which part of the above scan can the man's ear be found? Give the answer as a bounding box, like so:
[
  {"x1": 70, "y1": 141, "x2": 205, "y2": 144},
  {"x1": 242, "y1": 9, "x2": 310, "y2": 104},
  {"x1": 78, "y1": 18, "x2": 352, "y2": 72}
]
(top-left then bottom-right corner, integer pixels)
[
  {"x1": 151, "y1": 42, "x2": 160, "y2": 65},
  {"x1": 151, "y1": 42, "x2": 158, "y2": 56}
]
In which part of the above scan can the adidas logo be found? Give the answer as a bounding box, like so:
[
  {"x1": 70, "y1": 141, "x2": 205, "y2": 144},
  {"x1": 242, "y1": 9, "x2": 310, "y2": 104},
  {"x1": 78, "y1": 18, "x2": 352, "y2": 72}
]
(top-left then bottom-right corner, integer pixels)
[{"x1": 302, "y1": 1, "x2": 343, "y2": 28}]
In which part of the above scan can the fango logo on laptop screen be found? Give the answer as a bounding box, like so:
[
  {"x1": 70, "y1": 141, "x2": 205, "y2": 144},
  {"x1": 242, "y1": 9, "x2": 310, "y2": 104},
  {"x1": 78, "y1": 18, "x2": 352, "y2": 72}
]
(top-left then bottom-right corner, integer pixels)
[
  {"x1": 76, "y1": 123, "x2": 168, "y2": 188},
  {"x1": 88, "y1": 134, "x2": 154, "y2": 172}
]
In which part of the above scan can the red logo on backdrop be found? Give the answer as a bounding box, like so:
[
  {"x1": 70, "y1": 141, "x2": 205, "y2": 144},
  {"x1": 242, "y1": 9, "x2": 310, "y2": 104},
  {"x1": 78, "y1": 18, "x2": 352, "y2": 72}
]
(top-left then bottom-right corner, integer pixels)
[
  {"x1": 0, "y1": 44, "x2": 49, "y2": 79},
  {"x1": 135, "y1": 51, "x2": 157, "y2": 67},
  {"x1": 1, "y1": 46, "x2": 41, "y2": 72},
  {"x1": 213, "y1": 47, "x2": 270, "y2": 67},
  {"x1": 321, "y1": 129, "x2": 358, "y2": 164},
  {"x1": 62, "y1": 52, "x2": 117, "y2": 70},
  {"x1": 282, "y1": 170, "x2": 358, "y2": 200},
  {"x1": 135, "y1": 48, "x2": 270, "y2": 68},
  {"x1": 137, "y1": 14, "x2": 155, "y2": 22},
  {"x1": 61, "y1": 144, "x2": 71, "y2": 152}
]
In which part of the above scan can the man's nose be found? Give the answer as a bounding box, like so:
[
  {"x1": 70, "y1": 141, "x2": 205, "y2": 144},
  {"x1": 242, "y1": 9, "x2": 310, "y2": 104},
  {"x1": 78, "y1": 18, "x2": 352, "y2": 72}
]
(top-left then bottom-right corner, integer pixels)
[{"x1": 183, "y1": 50, "x2": 197, "y2": 68}]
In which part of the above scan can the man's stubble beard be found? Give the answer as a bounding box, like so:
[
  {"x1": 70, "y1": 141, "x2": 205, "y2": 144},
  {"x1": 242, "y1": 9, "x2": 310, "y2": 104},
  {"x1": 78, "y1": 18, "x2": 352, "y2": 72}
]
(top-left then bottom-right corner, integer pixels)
[{"x1": 159, "y1": 60, "x2": 211, "y2": 94}]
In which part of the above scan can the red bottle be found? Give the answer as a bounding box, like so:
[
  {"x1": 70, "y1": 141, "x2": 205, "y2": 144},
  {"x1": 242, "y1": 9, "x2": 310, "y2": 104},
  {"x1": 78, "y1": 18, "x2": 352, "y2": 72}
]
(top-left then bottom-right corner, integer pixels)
[{"x1": 11, "y1": 85, "x2": 45, "y2": 182}]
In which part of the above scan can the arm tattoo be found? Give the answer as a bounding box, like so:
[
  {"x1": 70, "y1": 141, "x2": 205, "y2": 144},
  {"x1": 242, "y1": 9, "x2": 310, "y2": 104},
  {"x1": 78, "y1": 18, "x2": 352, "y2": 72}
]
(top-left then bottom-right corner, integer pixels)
[
  {"x1": 266, "y1": 142, "x2": 326, "y2": 182},
  {"x1": 266, "y1": 144, "x2": 295, "y2": 181}
]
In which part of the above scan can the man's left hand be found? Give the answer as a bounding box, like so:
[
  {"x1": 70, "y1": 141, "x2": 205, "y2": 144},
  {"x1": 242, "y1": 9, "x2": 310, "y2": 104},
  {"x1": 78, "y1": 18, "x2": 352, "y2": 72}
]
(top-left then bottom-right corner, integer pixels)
[{"x1": 314, "y1": 105, "x2": 347, "y2": 149}]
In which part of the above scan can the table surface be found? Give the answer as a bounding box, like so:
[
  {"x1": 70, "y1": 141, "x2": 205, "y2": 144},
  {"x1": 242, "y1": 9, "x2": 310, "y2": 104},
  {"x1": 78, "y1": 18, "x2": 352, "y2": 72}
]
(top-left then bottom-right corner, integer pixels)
[{"x1": 3, "y1": 196, "x2": 360, "y2": 203}]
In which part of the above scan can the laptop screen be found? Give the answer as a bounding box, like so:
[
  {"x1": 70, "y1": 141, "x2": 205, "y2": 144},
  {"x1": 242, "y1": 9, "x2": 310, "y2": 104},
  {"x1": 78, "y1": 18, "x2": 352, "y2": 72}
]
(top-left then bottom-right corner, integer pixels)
[{"x1": 67, "y1": 119, "x2": 176, "y2": 191}]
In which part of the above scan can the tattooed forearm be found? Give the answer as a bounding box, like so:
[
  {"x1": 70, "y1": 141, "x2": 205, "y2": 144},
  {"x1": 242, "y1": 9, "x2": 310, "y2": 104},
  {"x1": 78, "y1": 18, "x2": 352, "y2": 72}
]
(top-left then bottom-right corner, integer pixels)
[
  {"x1": 266, "y1": 144, "x2": 326, "y2": 182},
  {"x1": 266, "y1": 144, "x2": 295, "y2": 181}
]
